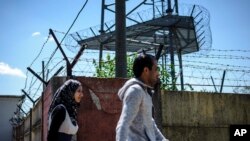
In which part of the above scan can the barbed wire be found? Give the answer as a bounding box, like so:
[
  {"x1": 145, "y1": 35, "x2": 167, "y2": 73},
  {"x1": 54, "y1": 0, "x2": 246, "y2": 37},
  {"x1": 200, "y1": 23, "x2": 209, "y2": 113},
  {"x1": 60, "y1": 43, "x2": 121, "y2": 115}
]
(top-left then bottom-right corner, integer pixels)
[
  {"x1": 20, "y1": 47, "x2": 250, "y2": 114},
  {"x1": 182, "y1": 64, "x2": 250, "y2": 73},
  {"x1": 23, "y1": 33, "x2": 51, "y2": 90},
  {"x1": 180, "y1": 60, "x2": 250, "y2": 69},
  {"x1": 184, "y1": 54, "x2": 250, "y2": 60},
  {"x1": 20, "y1": 0, "x2": 89, "y2": 114},
  {"x1": 200, "y1": 48, "x2": 250, "y2": 52},
  {"x1": 183, "y1": 75, "x2": 250, "y2": 83},
  {"x1": 167, "y1": 83, "x2": 249, "y2": 88}
]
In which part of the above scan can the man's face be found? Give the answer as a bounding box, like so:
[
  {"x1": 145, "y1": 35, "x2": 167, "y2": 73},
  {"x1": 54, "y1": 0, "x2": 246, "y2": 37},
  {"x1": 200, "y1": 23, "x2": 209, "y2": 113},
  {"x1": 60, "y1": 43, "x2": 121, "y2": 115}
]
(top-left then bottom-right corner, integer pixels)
[{"x1": 147, "y1": 60, "x2": 159, "y2": 87}]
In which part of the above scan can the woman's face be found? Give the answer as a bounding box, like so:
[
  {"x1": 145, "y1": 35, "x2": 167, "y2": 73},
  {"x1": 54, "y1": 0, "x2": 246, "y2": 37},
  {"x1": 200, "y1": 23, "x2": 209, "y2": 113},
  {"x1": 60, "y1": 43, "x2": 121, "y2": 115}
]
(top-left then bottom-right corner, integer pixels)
[{"x1": 74, "y1": 86, "x2": 83, "y2": 103}]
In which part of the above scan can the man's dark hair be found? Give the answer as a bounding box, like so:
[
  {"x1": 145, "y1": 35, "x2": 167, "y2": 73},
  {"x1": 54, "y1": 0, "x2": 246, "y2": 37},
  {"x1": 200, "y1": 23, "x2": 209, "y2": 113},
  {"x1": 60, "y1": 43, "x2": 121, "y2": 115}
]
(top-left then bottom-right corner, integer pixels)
[{"x1": 133, "y1": 53, "x2": 156, "y2": 78}]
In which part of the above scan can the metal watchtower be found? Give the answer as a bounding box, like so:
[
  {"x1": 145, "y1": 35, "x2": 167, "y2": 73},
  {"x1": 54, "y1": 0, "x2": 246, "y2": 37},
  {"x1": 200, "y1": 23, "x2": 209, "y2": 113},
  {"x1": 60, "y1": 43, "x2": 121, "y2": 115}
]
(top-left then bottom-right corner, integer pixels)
[{"x1": 69, "y1": 0, "x2": 212, "y2": 90}]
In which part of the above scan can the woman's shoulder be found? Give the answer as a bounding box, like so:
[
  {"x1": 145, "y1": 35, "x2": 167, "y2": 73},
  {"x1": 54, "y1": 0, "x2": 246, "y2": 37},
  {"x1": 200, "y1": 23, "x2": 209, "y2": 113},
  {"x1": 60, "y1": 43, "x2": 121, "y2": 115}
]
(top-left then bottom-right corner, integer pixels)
[{"x1": 53, "y1": 104, "x2": 66, "y2": 114}]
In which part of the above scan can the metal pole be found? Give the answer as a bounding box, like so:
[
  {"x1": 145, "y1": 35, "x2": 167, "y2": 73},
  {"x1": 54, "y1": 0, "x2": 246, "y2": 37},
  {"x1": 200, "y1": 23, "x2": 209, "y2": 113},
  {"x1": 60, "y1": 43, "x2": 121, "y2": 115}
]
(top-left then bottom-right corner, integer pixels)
[
  {"x1": 211, "y1": 76, "x2": 218, "y2": 92},
  {"x1": 156, "y1": 44, "x2": 164, "y2": 61},
  {"x1": 71, "y1": 44, "x2": 86, "y2": 68},
  {"x1": 49, "y1": 29, "x2": 71, "y2": 76},
  {"x1": 169, "y1": 28, "x2": 176, "y2": 90},
  {"x1": 41, "y1": 61, "x2": 44, "y2": 141},
  {"x1": 115, "y1": 0, "x2": 127, "y2": 78},
  {"x1": 42, "y1": 61, "x2": 45, "y2": 90},
  {"x1": 178, "y1": 49, "x2": 184, "y2": 90},
  {"x1": 21, "y1": 90, "x2": 35, "y2": 106},
  {"x1": 166, "y1": 0, "x2": 172, "y2": 14},
  {"x1": 49, "y1": 29, "x2": 70, "y2": 65},
  {"x1": 99, "y1": 43, "x2": 103, "y2": 68},
  {"x1": 175, "y1": 0, "x2": 179, "y2": 14},
  {"x1": 152, "y1": 0, "x2": 155, "y2": 19},
  {"x1": 29, "y1": 108, "x2": 32, "y2": 141},
  {"x1": 99, "y1": 0, "x2": 105, "y2": 67},
  {"x1": 52, "y1": 66, "x2": 64, "y2": 77},
  {"x1": 100, "y1": 0, "x2": 105, "y2": 34},
  {"x1": 27, "y1": 67, "x2": 47, "y2": 85},
  {"x1": 17, "y1": 105, "x2": 27, "y2": 115},
  {"x1": 220, "y1": 70, "x2": 226, "y2": 93}
]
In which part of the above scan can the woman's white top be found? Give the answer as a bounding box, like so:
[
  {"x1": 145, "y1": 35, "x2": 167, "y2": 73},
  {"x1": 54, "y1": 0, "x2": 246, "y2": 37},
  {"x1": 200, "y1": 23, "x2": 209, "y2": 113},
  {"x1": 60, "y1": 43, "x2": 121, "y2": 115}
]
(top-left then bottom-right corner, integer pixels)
[{"x1": 48, "y1": 104, "x2": 79, "y2": 135}]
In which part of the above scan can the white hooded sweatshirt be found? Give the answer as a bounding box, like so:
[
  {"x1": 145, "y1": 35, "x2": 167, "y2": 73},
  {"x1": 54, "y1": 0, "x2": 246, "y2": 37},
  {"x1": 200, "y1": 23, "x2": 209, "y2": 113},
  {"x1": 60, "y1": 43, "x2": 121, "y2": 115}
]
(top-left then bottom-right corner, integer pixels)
[{"x1": 116, "y1": 78, "x2": 169, "y2": 141}]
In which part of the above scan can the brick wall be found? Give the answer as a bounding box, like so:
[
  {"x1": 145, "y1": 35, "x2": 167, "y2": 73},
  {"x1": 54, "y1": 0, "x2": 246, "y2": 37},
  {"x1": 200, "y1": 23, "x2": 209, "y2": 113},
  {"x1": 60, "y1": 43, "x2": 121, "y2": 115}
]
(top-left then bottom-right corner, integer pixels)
[{"x1": 42, "y1": 76, "x2": 126, "y2": 141}]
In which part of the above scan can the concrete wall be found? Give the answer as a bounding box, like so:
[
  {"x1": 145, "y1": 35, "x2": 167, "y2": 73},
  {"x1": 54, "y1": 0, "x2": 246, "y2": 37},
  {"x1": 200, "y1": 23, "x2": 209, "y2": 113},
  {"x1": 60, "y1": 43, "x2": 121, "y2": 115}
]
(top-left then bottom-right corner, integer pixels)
[
  {"x1": 161, "y1": 91, "x2": 250, "y2": 141},
  {"x1": 0, "y1": 95, "x2": 22, "y2": 141},
  {"x1": 31, "y1": 99, "x2": 42, "y2": 141}
]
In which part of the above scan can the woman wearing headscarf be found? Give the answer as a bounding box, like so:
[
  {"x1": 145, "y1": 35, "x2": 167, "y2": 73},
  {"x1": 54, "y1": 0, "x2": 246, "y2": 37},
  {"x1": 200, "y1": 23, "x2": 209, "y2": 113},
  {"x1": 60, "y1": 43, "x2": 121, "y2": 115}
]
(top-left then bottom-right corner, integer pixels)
[{"x1": 47, "y1": 79, "x2": 83, "y2": 141}]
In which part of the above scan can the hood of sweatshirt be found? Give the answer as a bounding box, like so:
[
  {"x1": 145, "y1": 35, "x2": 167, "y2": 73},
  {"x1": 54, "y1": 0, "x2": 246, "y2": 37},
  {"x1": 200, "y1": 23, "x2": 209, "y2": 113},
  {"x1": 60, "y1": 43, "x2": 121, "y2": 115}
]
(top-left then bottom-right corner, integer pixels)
[{"x1": 118, "y1": 78, "x2": 153, "y2": 100}]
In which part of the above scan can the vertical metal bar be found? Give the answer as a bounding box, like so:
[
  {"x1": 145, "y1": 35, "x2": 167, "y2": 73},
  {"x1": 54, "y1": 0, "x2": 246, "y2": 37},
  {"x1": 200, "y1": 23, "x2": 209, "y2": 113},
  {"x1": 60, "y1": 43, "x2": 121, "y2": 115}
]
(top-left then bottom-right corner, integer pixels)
[
  {"x1": 99, "y1": 43, "x2": 103, "y2": 68},
  {"x1": 29, "y1": 108, "x2": 32, "y2": 141},
  {"x1": 42, "y1": 61, "x2": 45, "y2": 90},
  {"x1": 115, "y1": 0, "x2": 127, "y2": 78},
  {"x1": 41, "y1": 61, "x2": 44, "y2": 141},
  {"x1": 163, "y1": 54, "x2": 167, "y2": 84},
  {"x1": 152, "y1": 0, "x2": 155, "y2": 19},
  {"x1": 169, "y1": 28, "x2": 176, "y2": 90},
  {"x1": 166, "y1": 0, "x2": 172, "y2": 14},
  {"x1": 220, "y1": 70, "x2": 226, "y2": 93},
  {"x1": 178, "y1": 49, "x2": 184, "y2": 90},
  {"x1": 162, "y1": 0, "x2": 165, "y2": 15},
  {"x1": 211, "y1": 76, "x2": 218, "y2": 92},
  {"x1": 100, "y1": 0, "x2": 105, "y2": 34},
  {"x1": 175, "y1": 0, "x2": 178, "y2": 14},
  {"x1": 100, "y1": 0, "x2": 105, "y2": 69}
]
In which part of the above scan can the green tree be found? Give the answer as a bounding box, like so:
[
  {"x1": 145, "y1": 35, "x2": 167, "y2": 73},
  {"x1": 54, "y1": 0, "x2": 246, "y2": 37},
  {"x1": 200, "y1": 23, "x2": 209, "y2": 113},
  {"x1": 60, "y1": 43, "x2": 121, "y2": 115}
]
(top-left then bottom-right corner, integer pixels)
[
  {"x1": 93, "y1": 53, "x2": 115, "y2": 77},
  {"x1": 93, "y1": 53, "x2": 135, "y2": 78},
  {"x1": 93, "y1": 53, "x2": 174, "y2": 90}
]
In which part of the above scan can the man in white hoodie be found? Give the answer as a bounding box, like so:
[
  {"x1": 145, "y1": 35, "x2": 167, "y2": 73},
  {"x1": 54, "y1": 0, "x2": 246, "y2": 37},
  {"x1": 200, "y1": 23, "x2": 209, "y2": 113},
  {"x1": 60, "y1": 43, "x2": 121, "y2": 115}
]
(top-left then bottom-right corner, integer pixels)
[{"x1": 116, "y1": 53, "x2": 169, "y2": 141}]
